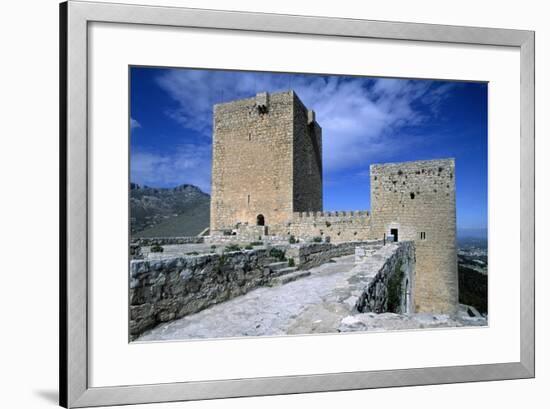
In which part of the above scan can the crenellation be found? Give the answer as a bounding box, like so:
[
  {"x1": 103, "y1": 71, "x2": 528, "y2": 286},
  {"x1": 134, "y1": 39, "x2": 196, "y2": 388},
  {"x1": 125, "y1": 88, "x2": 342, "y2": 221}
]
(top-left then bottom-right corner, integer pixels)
[{"x1": 278, "y1": 210, "x2": 373, "y2": 242}]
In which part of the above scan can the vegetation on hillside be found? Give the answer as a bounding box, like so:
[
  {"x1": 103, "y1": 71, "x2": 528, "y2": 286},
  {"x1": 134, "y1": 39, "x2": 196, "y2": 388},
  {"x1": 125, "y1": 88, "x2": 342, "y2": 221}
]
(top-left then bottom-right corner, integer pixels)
[{"x1": 458, "y1": 265, "x2": 488, "y2": 315}]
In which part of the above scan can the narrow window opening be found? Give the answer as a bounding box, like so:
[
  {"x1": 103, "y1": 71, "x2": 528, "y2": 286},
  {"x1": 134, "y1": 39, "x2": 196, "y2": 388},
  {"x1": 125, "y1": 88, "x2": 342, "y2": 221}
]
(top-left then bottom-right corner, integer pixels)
[
  {"x1": 420, "y1": 231, "x2": 426, "y2": 240},
  {"x1": 390, "y1": 228, "x2": 398, "y2": 242},
  {"x1": 247, "y1": 194, "x2": 250, "y2": 206}
]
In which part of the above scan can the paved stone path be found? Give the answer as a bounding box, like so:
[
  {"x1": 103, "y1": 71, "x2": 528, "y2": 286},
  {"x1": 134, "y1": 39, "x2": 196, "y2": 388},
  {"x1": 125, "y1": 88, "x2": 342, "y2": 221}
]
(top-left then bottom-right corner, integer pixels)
[{"x1": 137, "y1": 255, "x2": 359, "y2": 341}]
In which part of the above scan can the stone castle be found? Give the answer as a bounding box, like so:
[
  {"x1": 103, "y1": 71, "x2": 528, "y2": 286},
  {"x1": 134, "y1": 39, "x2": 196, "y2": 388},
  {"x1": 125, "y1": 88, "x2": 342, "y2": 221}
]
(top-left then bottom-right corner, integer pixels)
[{"x1": 210, "y1": 90, "x2": 458, "y2": 314}]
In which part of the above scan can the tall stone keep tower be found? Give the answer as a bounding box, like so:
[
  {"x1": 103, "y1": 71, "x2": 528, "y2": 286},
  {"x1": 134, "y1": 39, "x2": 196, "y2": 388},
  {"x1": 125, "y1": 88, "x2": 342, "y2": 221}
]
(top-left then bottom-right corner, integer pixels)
[
  {"x1": 370, "y1": 159, "x2": 458, "y2": 314},
  {"x1": 210, "y1": 90, "x2": 322, "y2": 231}
]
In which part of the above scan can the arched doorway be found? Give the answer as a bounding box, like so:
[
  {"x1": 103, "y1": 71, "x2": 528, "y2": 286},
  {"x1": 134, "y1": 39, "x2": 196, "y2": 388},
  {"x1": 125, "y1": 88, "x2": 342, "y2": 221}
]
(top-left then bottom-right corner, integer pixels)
[{"x1": 256, "y1": 214, "x2": 265, "y2": 226}]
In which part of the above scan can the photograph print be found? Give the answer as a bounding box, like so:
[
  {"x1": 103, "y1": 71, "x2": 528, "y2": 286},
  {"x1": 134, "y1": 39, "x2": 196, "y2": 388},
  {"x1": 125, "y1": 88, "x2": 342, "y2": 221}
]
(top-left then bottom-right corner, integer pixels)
[{"x1": 129, "y1": 67, "x2": 488, "y2": 342}]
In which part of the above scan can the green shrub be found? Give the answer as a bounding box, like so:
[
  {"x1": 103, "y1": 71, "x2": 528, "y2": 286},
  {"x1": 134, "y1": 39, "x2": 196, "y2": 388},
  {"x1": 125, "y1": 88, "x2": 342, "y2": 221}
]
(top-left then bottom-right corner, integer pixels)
[
  {"x1": 186, "y1": 251, "x2": 199, "y2": 256},
  {"x1": 269, "y1": 247, "x2": 286, "y2": 261},
  {"x1": 249, "y1": 241, "x2": 263, "y2": 246},
  {"x1": 224, "y1": 244, "x2": 241, "y2": 252},
  {"x1": 289, "y1": 235, "x2": 297, "y2": 244},
  {"x1": 210, "y1": 245, "x2": 217, "y2": 250},
  {"x1": 325, "y1": 221, "x2": 331, "y2": 227},
  {"x1": 312, "y1": 236, "x2": 322, "y2": 243},
  {"x1": 244, "y1": 245, "x2": 253, "y2": 250},
  {"x1": 288, "y1": 258, "x2": 295, "y2": 267},
  {"x1": 150, "y1": 244, "x2": 164, "y2": 253}
]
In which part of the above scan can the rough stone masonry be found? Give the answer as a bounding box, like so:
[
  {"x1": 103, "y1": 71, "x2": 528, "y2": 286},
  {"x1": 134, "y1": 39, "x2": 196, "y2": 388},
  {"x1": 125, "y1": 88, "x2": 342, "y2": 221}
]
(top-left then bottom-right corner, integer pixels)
[
  {"x1": 370, "y1": 159, "x2": 458, "y2": 313},
  {"x1": 209, "y1": 90, "x2": 458, "y2": 314},
  {"x1": 210, "y1": 91, "x2": 322, "y2": 231}
]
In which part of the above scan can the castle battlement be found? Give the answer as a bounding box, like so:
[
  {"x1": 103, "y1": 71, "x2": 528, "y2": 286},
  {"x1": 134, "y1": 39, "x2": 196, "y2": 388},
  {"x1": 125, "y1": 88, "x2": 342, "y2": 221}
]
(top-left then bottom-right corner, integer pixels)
[
  {"x1": 270, "y1": 209, "x2": 372, "y2": 242},
  {"x1": 293, "y1": 210, "x2": 370, "y2": 219}
]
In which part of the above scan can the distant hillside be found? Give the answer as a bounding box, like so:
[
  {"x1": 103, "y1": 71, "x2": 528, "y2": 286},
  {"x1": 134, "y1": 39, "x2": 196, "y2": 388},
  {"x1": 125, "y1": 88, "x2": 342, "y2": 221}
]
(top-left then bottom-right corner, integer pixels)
[
  {"x1": 130, "y1": 183, "x2": 210, "y2": 238},
  {"x1": 457, "y1": 238, "x2": 488, "y2": 315}
]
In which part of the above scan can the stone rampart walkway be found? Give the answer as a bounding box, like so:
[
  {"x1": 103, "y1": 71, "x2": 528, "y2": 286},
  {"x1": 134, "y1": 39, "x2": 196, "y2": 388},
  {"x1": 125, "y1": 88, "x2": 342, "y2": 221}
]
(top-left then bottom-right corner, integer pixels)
[
  {"x1": 137, "y1": 255, "x2": 359, "y2": 340},
  {"x1": 136, "y1": 246, "x2": 486, "y2": 341}
]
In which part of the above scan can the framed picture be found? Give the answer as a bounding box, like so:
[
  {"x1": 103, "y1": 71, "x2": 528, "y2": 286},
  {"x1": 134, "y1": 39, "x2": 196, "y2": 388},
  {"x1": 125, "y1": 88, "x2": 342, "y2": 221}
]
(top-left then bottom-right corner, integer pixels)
[{"x1": 60, "y1": 1, "x2": 534, "y2": 407}]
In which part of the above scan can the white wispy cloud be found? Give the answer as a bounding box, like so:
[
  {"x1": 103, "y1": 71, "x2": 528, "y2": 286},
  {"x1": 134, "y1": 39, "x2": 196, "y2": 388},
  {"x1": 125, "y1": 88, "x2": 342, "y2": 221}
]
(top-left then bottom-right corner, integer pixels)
[
  {"x1": 131, "y1": 144, "x2": 211, "y2": 192},
  {"x1": 155, "y1": 69, "x2": 455, "y2": 173},
  {"x1": 130, "y1": 117, "x2": 141, "y2": 129}
]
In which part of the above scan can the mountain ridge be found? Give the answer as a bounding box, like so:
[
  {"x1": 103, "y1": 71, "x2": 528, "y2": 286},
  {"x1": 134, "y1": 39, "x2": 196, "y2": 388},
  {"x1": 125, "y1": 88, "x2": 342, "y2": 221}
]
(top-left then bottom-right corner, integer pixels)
[{"x1": 130, "y1": 182, "x2": 210, "y2": 238}]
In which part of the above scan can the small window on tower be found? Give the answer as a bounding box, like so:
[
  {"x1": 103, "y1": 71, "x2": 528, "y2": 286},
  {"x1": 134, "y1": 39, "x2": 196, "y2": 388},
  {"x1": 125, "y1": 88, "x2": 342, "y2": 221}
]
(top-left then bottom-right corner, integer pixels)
[
  {"x1": 420, "y1": 232, "x2": 426, "y2": 240},
  {"x1": 248, "y1": 132, "x2": 252, "y2": 141},
  {"x1": 247, "y1": 194, "x2": 250, "y2": 206}
]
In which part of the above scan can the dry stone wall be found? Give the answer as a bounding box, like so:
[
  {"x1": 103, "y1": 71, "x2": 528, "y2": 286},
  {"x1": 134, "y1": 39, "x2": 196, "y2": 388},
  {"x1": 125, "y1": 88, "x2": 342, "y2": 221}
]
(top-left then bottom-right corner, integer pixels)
[
  {"x1": 131, "y1": 236, "x2": 204, "y2": 246},
  {"x1": 354, "y1": 242, "x2": 416, "y2": 314},
  {"x1": 129, "y1": 248, "x2": 276, "y2": 339},
  {"x1": 370, "y1": 159, "x2": 458, "y2": 313}
]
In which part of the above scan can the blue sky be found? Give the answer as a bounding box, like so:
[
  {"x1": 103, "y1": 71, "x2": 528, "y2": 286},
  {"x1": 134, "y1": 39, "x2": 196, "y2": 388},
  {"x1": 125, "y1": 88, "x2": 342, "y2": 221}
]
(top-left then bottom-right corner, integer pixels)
[{"x1": 130, "y1": 67, "x2": 487, "y2": 233}]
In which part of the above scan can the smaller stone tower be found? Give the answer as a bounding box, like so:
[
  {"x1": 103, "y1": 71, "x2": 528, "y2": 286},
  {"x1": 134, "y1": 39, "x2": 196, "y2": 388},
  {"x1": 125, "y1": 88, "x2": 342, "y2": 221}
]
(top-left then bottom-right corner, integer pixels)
[
  {"x1": 210, "y1": 91, "x2": 322, "y2": 231},
  {"x1": 370, "y1": 158, "x2": 458, "y2": 314}
]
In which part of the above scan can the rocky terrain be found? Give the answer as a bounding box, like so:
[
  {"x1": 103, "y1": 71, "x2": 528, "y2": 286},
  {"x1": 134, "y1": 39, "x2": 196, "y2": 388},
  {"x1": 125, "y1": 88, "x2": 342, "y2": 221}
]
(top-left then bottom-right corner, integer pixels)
[{"x1": 130, "y1": 183, "x2": 210, "y2": 238}]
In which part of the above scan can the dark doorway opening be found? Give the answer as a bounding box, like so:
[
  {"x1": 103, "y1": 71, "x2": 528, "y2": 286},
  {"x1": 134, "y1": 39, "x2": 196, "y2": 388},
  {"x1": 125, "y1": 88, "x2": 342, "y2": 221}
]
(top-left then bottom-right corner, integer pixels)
[
  {"x1": 256, "y1": 214, "x2": 265, "y2": 226},
  {"x1": 390, "y1": 228, "x2": 399, "y2": 242}
]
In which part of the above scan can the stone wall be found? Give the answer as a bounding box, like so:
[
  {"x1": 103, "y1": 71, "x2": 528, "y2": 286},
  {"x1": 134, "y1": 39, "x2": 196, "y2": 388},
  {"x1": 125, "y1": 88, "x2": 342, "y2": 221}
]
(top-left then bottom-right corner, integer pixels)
[
  {"x1": 370, "y1": 159, "x2": 458, "y2": 313},
  {"x1": 354, "y1": 242, "x2": 384, "y2": 263},
  {"x1": 354, "y1": 241, "x2": 416, "y2": 314},
  {"x1": 292, "y1": 94, "x2": 323, "y2": 212},
  {"x1": 129, "y1": 248, "x2": 277, "y2": 339},
  {"x1": 286, "y1": 240, "x2": 379, "y2": 269},
  {"x1": 203, "y1": 233, "x2": 288, "y2": 245},
  {"x1": 207, "y1": 225, "x2": 266, "y2": 243},
  {"x1": 276, "y1": 211, "x2": 372, "y2": 243},
  {"x1": 210, "y1": 90, "x2": 322, "y2": 231},
  {"x1": 131, "y1": 236, "x2": 204, "y2": 246}
]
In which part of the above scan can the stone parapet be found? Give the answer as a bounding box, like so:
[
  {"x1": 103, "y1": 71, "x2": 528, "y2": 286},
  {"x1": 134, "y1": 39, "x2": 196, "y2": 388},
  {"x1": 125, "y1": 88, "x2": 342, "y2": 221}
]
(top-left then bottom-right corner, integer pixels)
[
  {"x1": 131, "y1": 236, "x2": 204, "y2": 246},
  {"x1": 286, "y1": 240, "x2": 373, "y2": 269},
  {"x1": 129, "y1": 248, "x2": 276, "y2": 339},
  {"x1": 353, "y1": 241, "x2": 416, "y2": 314},
  {"x1": 292, "y1": 210, "x2": 370, "y2": 219}
]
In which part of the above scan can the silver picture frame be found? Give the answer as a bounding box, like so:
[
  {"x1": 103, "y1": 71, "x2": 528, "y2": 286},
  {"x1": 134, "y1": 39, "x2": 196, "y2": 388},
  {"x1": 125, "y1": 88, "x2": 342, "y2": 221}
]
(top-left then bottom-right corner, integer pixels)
[{"x1": 60, "y1": 1, "x2": 535, "y2": 407}]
